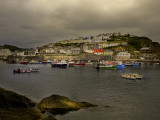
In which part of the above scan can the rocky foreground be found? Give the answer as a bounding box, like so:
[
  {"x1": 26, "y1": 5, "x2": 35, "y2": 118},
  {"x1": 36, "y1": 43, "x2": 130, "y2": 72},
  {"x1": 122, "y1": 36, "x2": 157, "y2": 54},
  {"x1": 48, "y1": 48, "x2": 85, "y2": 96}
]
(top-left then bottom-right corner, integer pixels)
[{"x1": 0, "y1": 88, "x2": 97, "y2": 120}]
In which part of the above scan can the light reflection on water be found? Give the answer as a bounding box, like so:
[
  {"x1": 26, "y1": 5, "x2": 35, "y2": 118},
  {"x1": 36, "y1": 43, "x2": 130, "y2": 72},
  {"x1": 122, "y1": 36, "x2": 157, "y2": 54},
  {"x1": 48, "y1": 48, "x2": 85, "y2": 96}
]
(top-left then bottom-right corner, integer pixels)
[{"x1": 0, "y1": 61, "x2": 160, "y2": 120}]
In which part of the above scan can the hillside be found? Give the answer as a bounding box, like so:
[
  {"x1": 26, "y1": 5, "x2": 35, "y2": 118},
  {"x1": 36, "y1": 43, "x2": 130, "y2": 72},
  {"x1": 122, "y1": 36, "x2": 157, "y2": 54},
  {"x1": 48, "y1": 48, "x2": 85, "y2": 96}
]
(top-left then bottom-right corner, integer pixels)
[{"x1": 1, "y1": 44, "x2": 27, "y2": 52}]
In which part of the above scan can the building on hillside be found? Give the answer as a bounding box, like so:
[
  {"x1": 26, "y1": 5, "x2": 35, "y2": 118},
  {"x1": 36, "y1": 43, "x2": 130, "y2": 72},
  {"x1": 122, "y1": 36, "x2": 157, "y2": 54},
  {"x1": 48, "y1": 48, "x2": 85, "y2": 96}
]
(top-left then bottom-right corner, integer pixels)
[
  {"x1": 92, "y1": 38, "x2": 103, "y2": 42},
  {"x1": 24, "y1": 50, "x2": 36, "y2": 56},
  {"x1": 94, "y1": 49, "x2": 104, "y2": 55},
  {"x1": 59, "y1": 48, "x2": 67, "y2": 54},
  {"x1": 0, "y1": 49, "x2": 12, "y2": 56},
  {"x1": 98, "y1": 42, "x2": 120, "y2": 48},
  {"x1": 16, "y1": 51, "x2": 25, "y2": 56},
  {"x1": 140, "y1": 47, "x2": 156, "y2": 60},
  {"x1": 116, "y1": 51, "x2": 131, "y2": 60},
  {"x1": 60, "y1": 39, "x2": 84, "y2": 44},
  {"x1": 132, "y1": 51, "x2": 140, "y2": 59},
  {"x1": 45, "y1": 48, "x2": 54, "y2": 54},
  {"x1": 103, "y1": 49, "x2": 113, "y2": 56},
  {"x1": 82, "y1": 43, "x2": 98, "y2": 53},
  {"x1": 114, "y1": 47, "x2": 126, "y2": 52},
  {"x1": 66, "y1": 47, "x2": 81, "y2": 55}
]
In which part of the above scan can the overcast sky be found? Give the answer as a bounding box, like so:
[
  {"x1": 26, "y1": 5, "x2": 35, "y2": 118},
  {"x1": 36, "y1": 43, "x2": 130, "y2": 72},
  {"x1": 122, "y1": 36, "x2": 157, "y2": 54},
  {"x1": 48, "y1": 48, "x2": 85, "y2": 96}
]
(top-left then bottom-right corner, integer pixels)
[{"x1": 0, "y1": 0, "x2": 160, "y2": 48}]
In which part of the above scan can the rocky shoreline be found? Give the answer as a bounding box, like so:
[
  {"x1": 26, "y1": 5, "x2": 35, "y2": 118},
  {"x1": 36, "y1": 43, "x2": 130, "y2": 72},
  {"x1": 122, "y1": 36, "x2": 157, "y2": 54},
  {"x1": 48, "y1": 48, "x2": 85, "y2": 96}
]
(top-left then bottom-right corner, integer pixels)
[{"x1": 0, "y1": 87, "x2": 97, "y2": 120}]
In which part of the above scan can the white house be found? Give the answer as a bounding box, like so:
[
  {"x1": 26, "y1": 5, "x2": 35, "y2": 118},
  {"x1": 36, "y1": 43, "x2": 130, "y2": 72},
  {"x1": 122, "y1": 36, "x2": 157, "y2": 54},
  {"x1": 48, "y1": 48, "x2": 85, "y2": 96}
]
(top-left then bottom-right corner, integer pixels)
[
  {"x1": 0, "y1": 49, "x2": 12, "y2": 56},
  {"x1": 45, "y1": 48, "x2": 54, "y2": 54},
  {"x1": 99, "y1": 42, "x2": 120, "y2": 48},
  {"x1": 116, "y1": 51, "x2": 131, "y2": 60},
  {"x1": 103, "y1": 50, "x2": 113, "y2": 56}
]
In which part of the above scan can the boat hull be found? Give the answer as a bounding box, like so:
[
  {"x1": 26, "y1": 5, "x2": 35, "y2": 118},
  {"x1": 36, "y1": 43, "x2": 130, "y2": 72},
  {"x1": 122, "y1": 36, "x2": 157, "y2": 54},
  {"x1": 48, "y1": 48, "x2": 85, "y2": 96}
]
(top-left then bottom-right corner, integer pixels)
[
  {"x1": 96, "y1": 65, "x2": 117, "y2": 70},
  {"x1": 74, "y1": 63, "x2": 85, "y2": 66},
  {"x1": 52, "y1": 63, "x2": 67, "y2": 68}
]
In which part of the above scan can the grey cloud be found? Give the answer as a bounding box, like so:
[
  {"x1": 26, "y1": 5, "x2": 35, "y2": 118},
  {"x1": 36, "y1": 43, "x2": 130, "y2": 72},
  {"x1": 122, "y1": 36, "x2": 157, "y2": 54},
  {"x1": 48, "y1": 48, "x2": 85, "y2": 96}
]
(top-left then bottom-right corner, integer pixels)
[{"x1": 0, "y1": 0, "x2": 160, "y2": 48}]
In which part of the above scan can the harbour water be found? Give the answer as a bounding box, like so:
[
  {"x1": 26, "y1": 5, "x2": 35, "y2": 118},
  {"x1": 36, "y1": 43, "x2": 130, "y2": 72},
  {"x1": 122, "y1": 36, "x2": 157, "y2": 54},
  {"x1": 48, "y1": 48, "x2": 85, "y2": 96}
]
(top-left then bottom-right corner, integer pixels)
[{"x1": 0, "y1": 61, "x2": 160, "y2": 120}]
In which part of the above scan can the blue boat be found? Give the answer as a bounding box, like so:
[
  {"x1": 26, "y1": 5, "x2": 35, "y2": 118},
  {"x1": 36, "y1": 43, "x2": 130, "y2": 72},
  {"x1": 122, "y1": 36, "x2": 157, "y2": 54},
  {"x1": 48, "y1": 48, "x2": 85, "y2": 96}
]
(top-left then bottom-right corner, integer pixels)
[
  {"x1": 117, "y1": 64, "x2": 125, "y2": 69},
  {"x1": 133, "y1": 63, "x2": 141, "y2": 66}
]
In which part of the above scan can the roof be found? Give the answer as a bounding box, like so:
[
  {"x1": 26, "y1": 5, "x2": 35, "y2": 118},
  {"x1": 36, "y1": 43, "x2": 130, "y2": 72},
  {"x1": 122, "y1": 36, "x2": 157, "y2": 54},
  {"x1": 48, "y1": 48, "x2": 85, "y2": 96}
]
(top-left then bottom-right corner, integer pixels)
[{"x1": 140, "y1": 47, "x2": 150, "y2": 50}]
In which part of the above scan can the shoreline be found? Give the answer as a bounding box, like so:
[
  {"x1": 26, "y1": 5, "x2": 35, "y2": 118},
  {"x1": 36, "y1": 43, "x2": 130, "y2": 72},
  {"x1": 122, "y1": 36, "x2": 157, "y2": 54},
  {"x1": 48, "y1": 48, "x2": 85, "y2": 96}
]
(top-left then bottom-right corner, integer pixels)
[{"x1": 0, "y1": 87, "x2": 97, "y2": 120}]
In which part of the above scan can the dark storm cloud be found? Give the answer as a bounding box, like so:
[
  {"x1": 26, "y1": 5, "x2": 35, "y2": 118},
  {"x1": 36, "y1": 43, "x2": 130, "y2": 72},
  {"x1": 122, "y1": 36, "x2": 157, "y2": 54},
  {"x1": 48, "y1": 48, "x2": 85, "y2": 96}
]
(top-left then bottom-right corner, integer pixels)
[{"x1": 0, "y1": 0, "x2": 160, "y2": 48}]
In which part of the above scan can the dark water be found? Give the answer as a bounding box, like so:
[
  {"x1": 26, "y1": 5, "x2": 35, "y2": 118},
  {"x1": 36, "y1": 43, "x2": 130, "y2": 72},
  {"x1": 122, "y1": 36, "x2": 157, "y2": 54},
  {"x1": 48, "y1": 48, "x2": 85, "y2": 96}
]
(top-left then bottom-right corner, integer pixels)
[{"x1": 0, "y1": 60, "x2": 160, "y2": 120}]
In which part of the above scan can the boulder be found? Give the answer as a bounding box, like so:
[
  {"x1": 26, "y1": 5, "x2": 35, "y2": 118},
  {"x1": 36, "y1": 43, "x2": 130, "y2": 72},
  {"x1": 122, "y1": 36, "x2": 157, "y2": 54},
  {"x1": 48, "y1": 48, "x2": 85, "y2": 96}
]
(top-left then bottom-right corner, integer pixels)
[
  {"x1": 0, "y1": 87, "x2": 56, "y2": 120},
  {"x1": 39, "y1": 94, "x2": 97, "y2": 115}
]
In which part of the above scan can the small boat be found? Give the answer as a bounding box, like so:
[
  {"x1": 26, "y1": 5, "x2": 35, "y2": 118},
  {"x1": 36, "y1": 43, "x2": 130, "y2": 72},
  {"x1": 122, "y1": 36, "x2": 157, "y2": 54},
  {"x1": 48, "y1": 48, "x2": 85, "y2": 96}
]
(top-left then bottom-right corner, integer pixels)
[
  {"x1": 13, "y1": 68, "x2": 39, "y2": 73},
  {"x1": 125, "y1": 62, "x2": 133, "y2": 66},
  {"x1": 122, "y1": 73, "x2": 143, "y2": 79},
  {"x1": 85, "y1": 60, "x2": 93, "y2": 65},
  {"x1": 74, "y1": 62, "x2": 85, "y2": 66},
  {"x1": 117, "y1": 64, "x2": 125, "y2": 69},
  {"x1": 52, "y1": 61, "x2": 67, "y2": 68},
  {"x1": 68, "y1": 61, "x2": 75, "y2": 67},
  {"x1": 29, "y1": 60, "x2": 39, "y2": 64},
  {"x1": 133, "y1": 63, "x2": 141, "y2": 66},
  {"x1": 20, "y1": 61, "x2": 28, "y2": 65},
  {"x1": 42, "y1": 60, "x2": 53, "y2": 64},
  {"x1": 30, "y1": 68, "x2": 39, "y2": 72},
  {"x1": 96, "y1": 64, "x2": 117, "y2": 70}
]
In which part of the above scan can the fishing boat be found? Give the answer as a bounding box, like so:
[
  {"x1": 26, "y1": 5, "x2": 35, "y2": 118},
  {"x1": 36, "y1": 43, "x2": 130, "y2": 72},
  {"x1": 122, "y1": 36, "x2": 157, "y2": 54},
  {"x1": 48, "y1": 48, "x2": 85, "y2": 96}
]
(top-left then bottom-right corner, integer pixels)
[
  {"x1": 42, "y1": 60, "x2": 53, "y2": 64},
  {"x1": 116, "y1": 64, "x2": 125, "y2": 69},
  {"x1": 13, "y1": 68, "x2": 39, "y2": 73},
  {"x1": 20, "y1": 61, "x2": 28, "y2": 65},
  {"x1": 85, "y1": 60, "x2": 93, "y2": 65},
  {"x1": 52, "y1": 60, "x2": 67, "y2": 68},
  {"x1": 125, "y1": 62, "x2": 133, "y2": 66},
  {"x1": 74, "y1": 62, "x2": 85, "y2": 66},
  {"x1": 122, "y1": 73, "x2": 143, "y2": 79},
  {"x1": 96, "y1": 64, "x2": 117, "y2": 70},
  {"x1": 68, "y1": 61, "x2": 75, "y2": 67},
  {"x1": 133, "y1": 63, "x2": 141, "y2": 66},
  {"x1": 29, "y1": 60, "x2": 39, "y2": 64}
]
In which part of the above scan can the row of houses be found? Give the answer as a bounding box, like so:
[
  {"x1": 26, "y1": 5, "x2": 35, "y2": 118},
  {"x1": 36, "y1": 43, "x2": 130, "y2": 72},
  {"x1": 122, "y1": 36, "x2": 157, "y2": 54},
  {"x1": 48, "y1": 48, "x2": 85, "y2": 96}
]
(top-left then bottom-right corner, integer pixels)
[
  {"x1": 0, "y1": 43, "x2": 159, "y2": 61},
  {"x1": 59, "y1": 32, "x2": 122, "y2": 44}
]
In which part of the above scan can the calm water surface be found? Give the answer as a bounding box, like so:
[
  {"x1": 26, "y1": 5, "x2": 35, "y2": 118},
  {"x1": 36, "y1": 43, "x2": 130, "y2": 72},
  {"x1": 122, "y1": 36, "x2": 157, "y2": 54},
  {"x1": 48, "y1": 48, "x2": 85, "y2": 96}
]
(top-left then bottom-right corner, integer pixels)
[{"x1": 0, "y1": 61, "x2": 160, "y2": 120}]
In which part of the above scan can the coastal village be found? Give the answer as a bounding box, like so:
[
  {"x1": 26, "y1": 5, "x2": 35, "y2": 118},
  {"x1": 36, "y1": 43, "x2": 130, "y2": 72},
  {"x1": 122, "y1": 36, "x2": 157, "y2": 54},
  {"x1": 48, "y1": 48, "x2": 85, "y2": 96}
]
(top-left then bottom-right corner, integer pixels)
[{"x1": 0, "y1": 32, "x2": 160, "y2": 64}]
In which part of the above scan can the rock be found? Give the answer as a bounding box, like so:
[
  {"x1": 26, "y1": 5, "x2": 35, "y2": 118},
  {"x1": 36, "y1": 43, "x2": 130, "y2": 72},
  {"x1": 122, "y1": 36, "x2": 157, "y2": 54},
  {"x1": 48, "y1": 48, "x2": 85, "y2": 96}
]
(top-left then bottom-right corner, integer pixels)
[
  {"x1": 0, "y1": 87, "x2": 56, "y2": 120},
  {"x1": 39, "y1": 94, "x2": 97, "y2": 115},
  {"x1": 0, "y1": 87, "x2": 97, "y2": 119}
]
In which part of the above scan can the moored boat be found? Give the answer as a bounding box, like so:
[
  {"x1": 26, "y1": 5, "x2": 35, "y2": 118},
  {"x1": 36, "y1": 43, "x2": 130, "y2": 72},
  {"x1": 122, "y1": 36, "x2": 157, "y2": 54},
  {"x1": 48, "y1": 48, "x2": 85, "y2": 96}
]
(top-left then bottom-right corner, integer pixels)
[
  {"x1": 133, "y1": 63, "x2": 141, "y2": 66},
  {"x1": 96, "y1": 64, "x2": 117, "y2": 70},
  {"x1": 74, "y1": 62, "x2": 85, "y2": 66},
  {"x1": 68, "y1": 61, "x2": 75, "y2": 67},
  {"x1": 13, "y1": 68, "x2": 39, "y2": 73},
  {"x1": 125, "y1": 62, "x2": 133, "y2": 66},
  {"x1": 52, "y1": 61, "x2": 67, "y2": 68},
  {"x1": 116, "y1": 64, "x2": 125, "y2": 69},
  {"x1": 122, "y1": 73, "x2": 143, "y2": 79},
  {"x1": 20, "y1": 61, "x2": 28, "y2": 65},
  {"x1": 42, "y1": 60, "x2": 53, "y2": 64}
]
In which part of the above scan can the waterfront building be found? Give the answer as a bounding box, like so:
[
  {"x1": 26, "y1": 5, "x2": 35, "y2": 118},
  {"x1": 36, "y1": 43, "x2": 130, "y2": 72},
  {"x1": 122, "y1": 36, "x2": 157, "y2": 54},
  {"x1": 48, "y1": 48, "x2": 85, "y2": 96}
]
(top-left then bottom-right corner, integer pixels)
[
  {"x1": 116, "y1": 51, "x2": 131, "y2": 60},
  {"x1": 140, "y1": 47, "x2": 156, "y2": 60},
  {"x1": 0, "y1": 49, "x2": 12, "y2": 57}
]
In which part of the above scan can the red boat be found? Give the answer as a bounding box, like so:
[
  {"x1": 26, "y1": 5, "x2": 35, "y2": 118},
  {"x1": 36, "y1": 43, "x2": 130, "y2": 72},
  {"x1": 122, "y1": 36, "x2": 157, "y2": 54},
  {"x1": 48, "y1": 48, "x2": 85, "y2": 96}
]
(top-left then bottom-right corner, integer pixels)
[
  {"x1": 74, "y1": 63, "x2": 85, "y2": 66},
  {"x1": 20, "y1": 62, "x2": 28, "y2": 64}
]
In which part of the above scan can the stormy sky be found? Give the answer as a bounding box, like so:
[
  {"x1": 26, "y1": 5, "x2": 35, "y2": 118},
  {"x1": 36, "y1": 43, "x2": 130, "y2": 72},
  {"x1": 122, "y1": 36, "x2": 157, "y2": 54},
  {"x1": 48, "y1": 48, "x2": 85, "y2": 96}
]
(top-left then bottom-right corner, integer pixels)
[{"x1": 0, "y1": 0, "x2": 160, "y2": 48}]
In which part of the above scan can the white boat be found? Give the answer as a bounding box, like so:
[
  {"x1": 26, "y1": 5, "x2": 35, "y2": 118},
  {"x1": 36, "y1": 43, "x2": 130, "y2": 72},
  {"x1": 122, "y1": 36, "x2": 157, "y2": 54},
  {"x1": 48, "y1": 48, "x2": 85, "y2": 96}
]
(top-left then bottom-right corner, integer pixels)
[
  {"x1": 52, "y1": 60, "x2": 68, "y2": 68},
  {"x1": 122, "y1": 73, "x2": 143, "y2": 79},
  {"x1": 68, "y1": 61, "x2": 75, "y2": 67}
]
